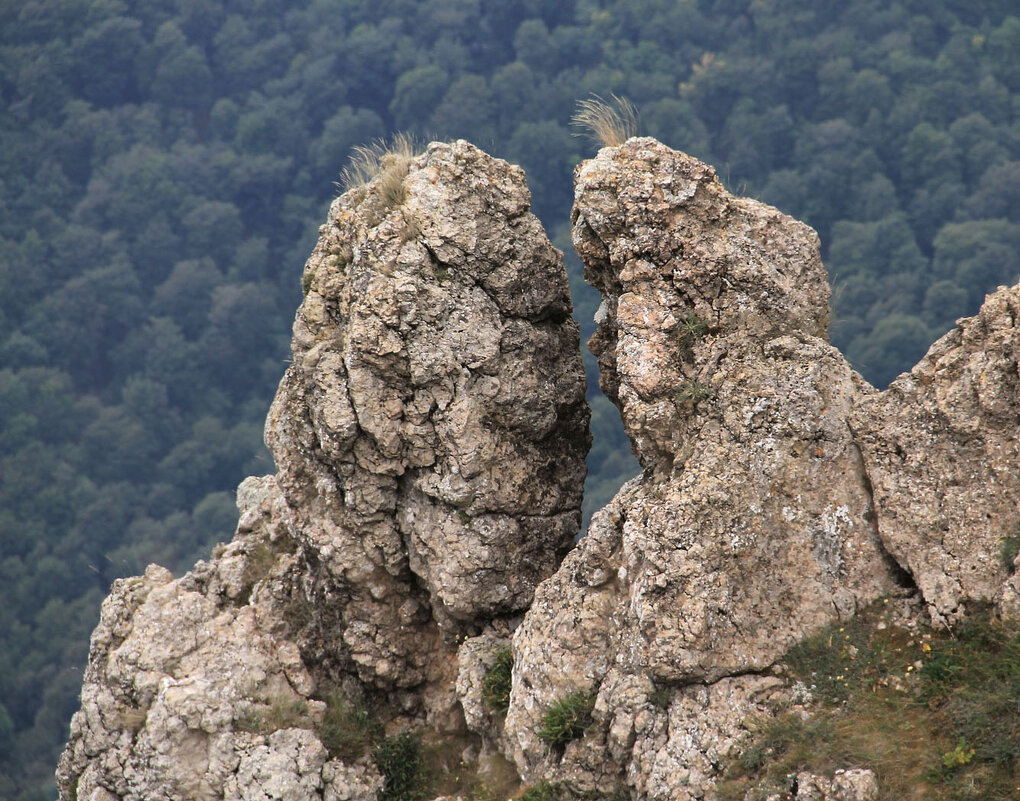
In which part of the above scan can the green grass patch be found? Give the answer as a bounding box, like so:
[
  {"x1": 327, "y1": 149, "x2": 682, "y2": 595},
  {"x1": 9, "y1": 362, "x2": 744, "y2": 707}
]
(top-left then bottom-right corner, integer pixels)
[
  {"x1": 537, "y1": 690, "x2": 597, "y2": 748},
  {"x1": 481, "y1": 648, "x2": 513, "y2": 716},
  {"x1": 375, "y1": 731, "x2": 428, "y2": 801},
  {"x1": 316, "y1": 692, "x2": 383, "y2": 762},
  {"x1": 719, "y1": 603, "x2": 1020, "y2": 801}
]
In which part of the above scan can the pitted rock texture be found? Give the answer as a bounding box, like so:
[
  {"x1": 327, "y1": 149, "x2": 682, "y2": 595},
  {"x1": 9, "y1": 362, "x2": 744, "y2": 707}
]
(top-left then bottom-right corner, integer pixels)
[
  {"x1": 59, "y1": 136, "x2": 1020, "y2": 801},
  {"x1": 58, "y1": 141, "x2": 587, "y2": 801},
  {"x1": 57, "y1": 476, "x2": 384, "y2": 801},
  {"x1": 568, "y1": 140, "x2": 901, "y2": 687},
  {"x1": 786, "y1": 769, "x2": 879, "y2": 801},
  {"x1": 266, "y1": 139, "x2": 588, "y2": 693},
  {"x1": 503, "y1": 138, "x2": 1020, "y2": 797},
  {"x1": 505, "y1": 139, "x2": 901, "y2": 783},
  {"x1": 852, "y1": 284, "x2": 1020, "y2": 624}
]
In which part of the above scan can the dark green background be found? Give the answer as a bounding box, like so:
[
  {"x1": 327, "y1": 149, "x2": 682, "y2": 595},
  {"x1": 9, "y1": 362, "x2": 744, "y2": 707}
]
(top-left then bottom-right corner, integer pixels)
[{"x1": 0, "y1": 0, "x2": 1016, "y2": 796}]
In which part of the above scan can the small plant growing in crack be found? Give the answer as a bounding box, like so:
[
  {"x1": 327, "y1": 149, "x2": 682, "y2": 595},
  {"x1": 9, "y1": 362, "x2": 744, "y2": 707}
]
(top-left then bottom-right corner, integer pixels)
[
  {"x1": 537, "y1": 690, "x2": 597, "y2": 748},
  {"x1": 676, "y1": 379, "x2": 711, "y2": 406},
  {"x1": 481, "y1": 647, "x2": 513, "y2": 716}
]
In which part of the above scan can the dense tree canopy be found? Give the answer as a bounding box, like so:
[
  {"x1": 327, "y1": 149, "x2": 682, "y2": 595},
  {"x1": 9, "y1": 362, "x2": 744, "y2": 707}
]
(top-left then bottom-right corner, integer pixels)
[{"x1": 0, "y1": 1, "x2": 1016, "y2": 796}]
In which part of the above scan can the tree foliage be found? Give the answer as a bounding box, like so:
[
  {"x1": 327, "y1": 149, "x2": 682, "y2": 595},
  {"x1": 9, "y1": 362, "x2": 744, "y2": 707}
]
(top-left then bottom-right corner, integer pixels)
[{"x1": 0, "y1": 1, "x2": 1016, "y2": 796}]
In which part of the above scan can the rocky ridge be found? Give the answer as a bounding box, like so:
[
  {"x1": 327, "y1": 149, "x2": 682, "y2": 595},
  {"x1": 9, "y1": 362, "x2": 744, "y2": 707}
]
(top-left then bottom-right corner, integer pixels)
[{"x1": 58, "y1": 138, "x2": 1019, "y2": 801}]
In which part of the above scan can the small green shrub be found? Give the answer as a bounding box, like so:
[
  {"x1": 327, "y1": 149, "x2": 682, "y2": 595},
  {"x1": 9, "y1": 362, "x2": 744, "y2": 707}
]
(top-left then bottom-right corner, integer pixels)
[
  {"x1": 537, "y1": 690, "x2": 596, "y2": 748},
  {"x1": 317, "y1": 692, "x2": 383, "y2": 762},
  {"x1": 999, "y1": 522, "x2": 1020, "y2": 572},
  {"x1": 676, "y1": 379, "x2": 711, "y2": 406},
  {"x1": 940, "y1": 739, "x2": 976, "y2": 770},
  {"x1": 481, "y1": 648, "x2": 513, "y2": 716},
  {"x1": 374, "y1": 730, "x2": 429, "y2": 801},
  {"x1": 676, "y1": 313, "x2": 709, "y2": 359}
]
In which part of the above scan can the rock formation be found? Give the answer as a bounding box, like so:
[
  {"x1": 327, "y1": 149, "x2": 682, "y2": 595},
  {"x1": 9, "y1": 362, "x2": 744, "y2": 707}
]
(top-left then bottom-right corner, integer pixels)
[
  {"x1": 57, "y1": 140, "x2": 589, "y2": 801},
  {"x1": 853, "y1": 285, "x2": 1020, "y2": 624},
  {"x1": 58, "y1": 136, "x2": 1020, "y2": 801},
  {"x1": 501, "y1": 138, "x2": 908, "y2": 798}
]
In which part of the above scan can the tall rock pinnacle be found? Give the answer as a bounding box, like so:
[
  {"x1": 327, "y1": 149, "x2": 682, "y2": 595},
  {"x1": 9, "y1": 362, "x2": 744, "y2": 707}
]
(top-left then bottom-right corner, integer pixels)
[
  {"x1": 498, "y1": 138, "x2": 1020, "y2": 799},
  {"x1": 57, "y1": 140, "x2": 589, "y2": 801},
  {"x1": 265, "y1": 139, "x2": 589, "y2": 690}
]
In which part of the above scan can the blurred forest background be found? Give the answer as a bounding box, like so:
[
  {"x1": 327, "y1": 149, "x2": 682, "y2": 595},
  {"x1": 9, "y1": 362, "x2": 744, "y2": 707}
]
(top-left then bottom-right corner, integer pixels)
[{"x1": 0, "y1": 0, "x2": 1017, "y2": 796}]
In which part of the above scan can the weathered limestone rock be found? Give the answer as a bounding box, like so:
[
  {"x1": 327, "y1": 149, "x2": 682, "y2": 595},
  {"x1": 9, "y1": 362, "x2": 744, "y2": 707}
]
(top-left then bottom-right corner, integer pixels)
[
  {"x1": 502, "y1": 138, "x2": 1020, "y2": 798},
  {"x1": 57, "y1": 477, "x2": 384, "y2": 801},
  {"x1": 265, "y1": 139, "x2": 588, "y2": 697},
  {"x1": 58, "y1": 141, "x2": 588, "y2": 801},
  {"x1": 791, "y1": 769, "x2": 879, "y2": 801},
  {"x1": 59, "y1": 134, "x2": 1020, "y2": 801},
  {"x1": 456, "y1": 634, "x2": 512, "y2": 743},
  {"x1": 504, "y1": 138, "x2": 904, "y2": 792},
  {"x1": 852, "y1": 284, "x2": 1020, "y2": 624}
]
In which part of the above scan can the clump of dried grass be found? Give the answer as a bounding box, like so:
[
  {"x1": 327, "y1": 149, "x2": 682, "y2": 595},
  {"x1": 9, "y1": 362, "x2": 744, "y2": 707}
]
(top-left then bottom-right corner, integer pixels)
[
  {"x1": 571, "y1": 94, "x2": 638, "y2": 148},
  {"x1": 338, "y1": 132, "x2": 419, "y2": 208}
]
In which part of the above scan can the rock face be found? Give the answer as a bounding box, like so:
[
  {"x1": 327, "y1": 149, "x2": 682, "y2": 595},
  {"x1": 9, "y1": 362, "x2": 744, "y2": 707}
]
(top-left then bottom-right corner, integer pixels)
[
  {"x1": 57, "y1": 477, "x2": 384, "y2": 801},
  {"x1": 265, "y1": 138, "x2": 588, "y2": 702},
  {"x1": 853, "y1": 284, "x2": 1020, "y2": 624},
  {"x1": 59, "y1": 136, "x2": 1020, "y2": 801},
  {"x1": 57, "y1": 141, "x2": 588, "y2": 801},
  {"x1": 498, "y1": 139, "x2": 1020, "y2": 799}
]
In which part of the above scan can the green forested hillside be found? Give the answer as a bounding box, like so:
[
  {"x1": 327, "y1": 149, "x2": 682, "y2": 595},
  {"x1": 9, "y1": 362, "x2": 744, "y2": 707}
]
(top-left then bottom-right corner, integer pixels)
[{"x1": 0, "y1": 1, "x2": 1016, "y2": 796}]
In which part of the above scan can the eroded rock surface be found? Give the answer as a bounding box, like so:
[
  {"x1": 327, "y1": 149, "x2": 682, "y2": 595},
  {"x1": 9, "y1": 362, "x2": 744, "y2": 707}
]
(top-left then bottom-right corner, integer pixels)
[
  {"x1": 59, "y1": 136, "x2": 1020, "y2": 801},
  {"x1": 853, "y1": 284, "x2": 1020, "y2": 624},
  {"x1": 503, "y1": 138, "x2": 903, "y2": 793},
  {"x1": 266, "y1": 139, "x2": 588, "y2": 701},
  {"x1": 501, "y1": 138, "x2": 1020, "y2": 798},
  {"x1": 57, "y1": 477, "x2": 384, "y2": 801},
  {"x1": 57, "y1": 141, "x2": 588, "y2": 801}
]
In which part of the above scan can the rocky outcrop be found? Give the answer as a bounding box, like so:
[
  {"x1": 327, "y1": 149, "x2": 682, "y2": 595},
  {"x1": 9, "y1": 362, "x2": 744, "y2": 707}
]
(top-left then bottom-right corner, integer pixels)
[
  {"x1": 498, "y1": 139, "x2": 1020, "y2": 799},
  {"x1": 57, "y1": 476, "x2": 384, "y2": 801},
  {"x1": 57, "y1": 141, "x2": 588, "y2": 801},
  {"x1": 853, "y1": 284, "x2": 1020, "y2": 624},
  {"x1": 59, "y1": 135, "x2": 1020, "y2": 801},
  {"x1": 502, "y1": 139, "x2": 903, "y2": 795},
  {"x1": 265, "y1": 138, "x2": 588, "y2": 706}
]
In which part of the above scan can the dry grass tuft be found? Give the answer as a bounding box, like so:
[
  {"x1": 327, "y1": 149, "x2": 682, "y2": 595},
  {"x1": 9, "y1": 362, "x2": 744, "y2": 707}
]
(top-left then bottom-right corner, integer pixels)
[
  {"x1": 571, "y1": 94, "x2": 638, "y2": 148},
  {"x1": 338, "y1": 132, "x2": 419, "y2": 208}
]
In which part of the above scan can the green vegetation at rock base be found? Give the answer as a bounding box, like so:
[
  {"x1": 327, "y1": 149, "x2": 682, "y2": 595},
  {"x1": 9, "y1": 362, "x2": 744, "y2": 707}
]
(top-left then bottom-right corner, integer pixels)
[{"x1": 719, "y1": 603, "x2": 1020, "y2": 801}]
